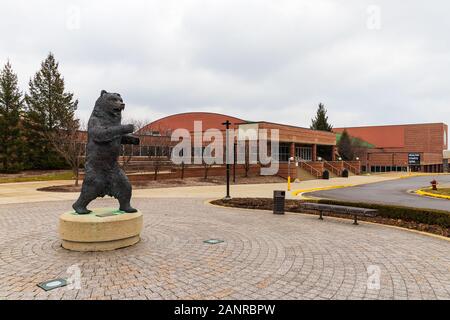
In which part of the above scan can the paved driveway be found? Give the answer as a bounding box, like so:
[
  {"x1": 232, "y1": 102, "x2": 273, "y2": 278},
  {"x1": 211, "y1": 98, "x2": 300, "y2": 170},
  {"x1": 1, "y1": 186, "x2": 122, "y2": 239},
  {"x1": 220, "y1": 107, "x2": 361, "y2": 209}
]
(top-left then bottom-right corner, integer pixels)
[
  {"x1": 0, "y1": 198, "x2": 448, "y2": 300},
  {"x1": 308, "y1": 175, "x2": 450, "y2": 211}
]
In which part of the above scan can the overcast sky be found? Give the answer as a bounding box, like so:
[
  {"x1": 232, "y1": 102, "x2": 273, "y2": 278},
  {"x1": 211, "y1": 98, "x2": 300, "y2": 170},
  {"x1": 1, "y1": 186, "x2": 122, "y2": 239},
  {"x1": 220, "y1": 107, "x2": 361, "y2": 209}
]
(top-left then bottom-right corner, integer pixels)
[{"x1": 1, "y1": 0, "x2": 449, "y2": 128}]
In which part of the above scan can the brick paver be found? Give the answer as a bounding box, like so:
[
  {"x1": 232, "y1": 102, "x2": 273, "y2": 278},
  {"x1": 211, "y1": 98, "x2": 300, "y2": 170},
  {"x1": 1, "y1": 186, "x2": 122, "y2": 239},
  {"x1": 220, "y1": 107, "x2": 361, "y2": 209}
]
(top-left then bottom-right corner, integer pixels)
[{"x1": 0, "y1": 198, "x2": 449, "y2": 300}]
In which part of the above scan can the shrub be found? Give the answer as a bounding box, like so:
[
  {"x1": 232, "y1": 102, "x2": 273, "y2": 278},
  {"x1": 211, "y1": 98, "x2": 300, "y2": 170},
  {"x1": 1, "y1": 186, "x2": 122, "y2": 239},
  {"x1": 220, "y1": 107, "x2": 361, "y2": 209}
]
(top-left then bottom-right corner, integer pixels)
[
  {"x1": 211, "y1": 198, "x2": 450, "y2": 229},
  {"x1": 310, "y1": 199, "x2": 450, "y2": 228}
]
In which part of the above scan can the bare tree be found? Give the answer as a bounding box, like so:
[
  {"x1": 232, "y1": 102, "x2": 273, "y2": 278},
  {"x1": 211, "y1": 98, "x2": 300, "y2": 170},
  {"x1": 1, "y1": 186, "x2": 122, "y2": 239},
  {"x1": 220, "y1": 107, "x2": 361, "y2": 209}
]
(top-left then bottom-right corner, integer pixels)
[
  {"x1": 145, "y1": 127, "x2": 172, "y2": 180},
  {"x1": 243, "y1": 142, "x2": 251, "y2": 178},
  {"x1": 202, "y1": 160, "x2": 212, "y2": 180},
  {"x1": 119, "y1": 118, "x2": 148, "y2": 171},
  {"x1": 180, "y1": 161, "x2": 186, "y2": 180},
  {"x1": 47, "y1": 119, "x2": 85, "y2": 186}
]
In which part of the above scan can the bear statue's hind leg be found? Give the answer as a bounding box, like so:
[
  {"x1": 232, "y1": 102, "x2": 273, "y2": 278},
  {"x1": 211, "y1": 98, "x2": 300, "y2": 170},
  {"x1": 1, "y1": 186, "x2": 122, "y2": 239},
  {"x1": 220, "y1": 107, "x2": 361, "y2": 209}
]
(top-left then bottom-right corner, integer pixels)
[
  {"x1": 72, "y1": 196, "x2": 94, "y2": 214},
  {"x1": 112, "y1": 168, "x2": 137, "y2": 213},
  {"x1": 72, "y1": 175, "x2": 102, "y2": 214}
]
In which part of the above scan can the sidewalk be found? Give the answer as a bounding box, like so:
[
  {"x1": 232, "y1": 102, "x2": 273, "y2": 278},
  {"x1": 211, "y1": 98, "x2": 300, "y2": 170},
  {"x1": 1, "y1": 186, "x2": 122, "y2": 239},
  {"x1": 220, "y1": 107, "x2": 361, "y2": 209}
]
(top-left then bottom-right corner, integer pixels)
[{"x1": 0, "y1": 174, "x2": 406, "y2": 205}]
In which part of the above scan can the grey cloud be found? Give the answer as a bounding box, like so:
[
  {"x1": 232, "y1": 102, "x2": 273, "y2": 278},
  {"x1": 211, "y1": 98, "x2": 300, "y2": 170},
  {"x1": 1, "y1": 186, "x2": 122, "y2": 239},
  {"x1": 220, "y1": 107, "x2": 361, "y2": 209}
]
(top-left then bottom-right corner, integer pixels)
[{"x1": 0, "y1": 0, "x2": 449, "y2": 129}]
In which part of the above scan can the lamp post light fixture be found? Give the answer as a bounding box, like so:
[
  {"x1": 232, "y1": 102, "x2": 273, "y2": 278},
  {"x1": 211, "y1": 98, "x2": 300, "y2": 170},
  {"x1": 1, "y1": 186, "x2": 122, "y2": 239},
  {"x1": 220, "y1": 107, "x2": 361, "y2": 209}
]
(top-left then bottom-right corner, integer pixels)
[
  {"x1": 317, "y1": 156, "x2": 322, "y2": 161},
  {"x1": 338, "y1": 157, "x2": 343, "y2": 161},
  {"x1": 356, "y1": 157, "x2": 360, "y2": 161}
]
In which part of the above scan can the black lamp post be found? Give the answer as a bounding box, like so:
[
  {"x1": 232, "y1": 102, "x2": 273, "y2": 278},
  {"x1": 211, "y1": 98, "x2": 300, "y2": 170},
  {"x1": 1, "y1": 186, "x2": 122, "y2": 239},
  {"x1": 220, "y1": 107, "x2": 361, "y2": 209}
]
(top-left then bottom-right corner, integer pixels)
[
  {"x1": 222, "y1": 120, "x2": 231, "y2": 200},
  {"x1": 233, "y1": 142, "x2": 237, "y2": 183}
]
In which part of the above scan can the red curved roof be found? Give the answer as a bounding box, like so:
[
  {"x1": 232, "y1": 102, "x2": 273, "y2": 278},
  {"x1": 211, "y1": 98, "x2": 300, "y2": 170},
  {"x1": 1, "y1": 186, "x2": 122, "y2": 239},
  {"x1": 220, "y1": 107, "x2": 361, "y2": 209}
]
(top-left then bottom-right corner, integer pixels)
[{"x1": 139, "y1": 112, "x2": 248, "y2": 133}]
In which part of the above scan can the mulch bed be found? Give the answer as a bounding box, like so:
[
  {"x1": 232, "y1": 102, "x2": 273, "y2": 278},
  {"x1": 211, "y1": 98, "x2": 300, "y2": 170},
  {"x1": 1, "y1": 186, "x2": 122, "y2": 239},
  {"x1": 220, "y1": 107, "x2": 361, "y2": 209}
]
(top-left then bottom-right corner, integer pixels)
[{"x1": 211, "y1": 198, "x2": 450, "y2": 238}]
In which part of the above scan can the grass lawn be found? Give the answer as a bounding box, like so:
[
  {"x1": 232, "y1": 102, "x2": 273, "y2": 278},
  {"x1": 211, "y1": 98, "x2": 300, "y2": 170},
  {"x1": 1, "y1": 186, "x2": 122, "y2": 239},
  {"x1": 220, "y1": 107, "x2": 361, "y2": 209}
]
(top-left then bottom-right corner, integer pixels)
[{"x1": 0, "y1": 171, "x2": 74, "y2": 184}]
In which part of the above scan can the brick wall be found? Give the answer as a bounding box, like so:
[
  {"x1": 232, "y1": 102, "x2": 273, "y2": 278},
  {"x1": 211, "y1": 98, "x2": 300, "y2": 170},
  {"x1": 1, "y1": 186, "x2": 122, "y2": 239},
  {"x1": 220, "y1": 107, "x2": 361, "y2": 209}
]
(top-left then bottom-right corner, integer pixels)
[
  {"x1": 80, "y1": 164, "x2": 262, "y2": 182},
  {"x1": 337, "y1": 123, "x2": 447, "y2": 168},
  {"x1": 258, "y1": 122, "x2": 336, "y2": 146}
]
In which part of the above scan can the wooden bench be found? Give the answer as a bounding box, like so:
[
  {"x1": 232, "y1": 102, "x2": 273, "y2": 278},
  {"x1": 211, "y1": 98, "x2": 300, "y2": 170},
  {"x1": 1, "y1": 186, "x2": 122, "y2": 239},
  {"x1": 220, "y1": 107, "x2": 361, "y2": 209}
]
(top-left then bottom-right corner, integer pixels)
[{"x1": 299, "y1": 203, "x2": 377, "y2": 225}]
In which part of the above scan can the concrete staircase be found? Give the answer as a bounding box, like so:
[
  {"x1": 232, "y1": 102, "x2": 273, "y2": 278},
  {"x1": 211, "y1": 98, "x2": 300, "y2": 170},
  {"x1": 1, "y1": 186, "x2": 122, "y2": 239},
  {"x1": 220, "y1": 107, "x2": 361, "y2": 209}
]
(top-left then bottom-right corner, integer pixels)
[
  {"x1": 323, "y1": 160, "x2": 342, "y2": 178},
  {"x1": 297, "y1": 161, "x2": 323, "y2": 181}
]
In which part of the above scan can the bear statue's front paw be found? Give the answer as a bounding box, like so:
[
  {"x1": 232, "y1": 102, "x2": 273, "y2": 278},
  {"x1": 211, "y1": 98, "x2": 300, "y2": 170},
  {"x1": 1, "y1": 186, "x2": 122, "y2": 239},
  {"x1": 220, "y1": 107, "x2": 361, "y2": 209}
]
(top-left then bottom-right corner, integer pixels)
[
  {"x1": 131, "y1": 136, "x2": 140, "y2": 145},
  {"x1": 122, "y1": 124, "x2": 135, "y2": 134},
  {"x1": 120, "y1": 206, "x2": 138, "y2": 213}
]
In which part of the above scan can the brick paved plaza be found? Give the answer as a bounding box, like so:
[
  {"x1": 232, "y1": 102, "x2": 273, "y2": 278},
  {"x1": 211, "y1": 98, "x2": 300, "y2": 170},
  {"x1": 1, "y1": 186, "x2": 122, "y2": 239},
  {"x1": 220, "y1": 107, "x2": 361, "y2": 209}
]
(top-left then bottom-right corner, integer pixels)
[{"x1": 0, "y1": 197, "x2": 449, "y2": 300}]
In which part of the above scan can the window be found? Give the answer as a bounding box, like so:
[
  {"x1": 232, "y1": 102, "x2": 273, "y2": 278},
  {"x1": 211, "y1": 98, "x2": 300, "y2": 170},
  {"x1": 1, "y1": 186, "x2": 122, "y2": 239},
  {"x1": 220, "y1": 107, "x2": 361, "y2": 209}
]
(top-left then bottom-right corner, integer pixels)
[
  {"x1": 277, "y1": 143, "x2": 290, "y2": 162},
  {"x1": 296, "y1": 146, "x2": 312, "y2": 161}
]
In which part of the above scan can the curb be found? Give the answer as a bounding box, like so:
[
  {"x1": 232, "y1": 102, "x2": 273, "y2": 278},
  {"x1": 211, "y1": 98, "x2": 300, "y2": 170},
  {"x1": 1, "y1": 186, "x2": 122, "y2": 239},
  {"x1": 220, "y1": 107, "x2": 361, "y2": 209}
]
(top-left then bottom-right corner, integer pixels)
[
  {"x1": 416, "y1": 189, "x2": 450, "y2": 200},
  {"x1": 291, "y1": 185, "x2": 354, "y2": 197}
]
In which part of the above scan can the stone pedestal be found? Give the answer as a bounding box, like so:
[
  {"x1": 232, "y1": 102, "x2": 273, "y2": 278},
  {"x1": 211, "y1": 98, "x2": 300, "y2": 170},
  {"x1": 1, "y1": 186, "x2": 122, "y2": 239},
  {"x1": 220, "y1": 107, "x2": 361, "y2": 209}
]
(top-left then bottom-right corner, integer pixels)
[{"x1": 59, "y1": 208, "x2": 143, "y2": 252}]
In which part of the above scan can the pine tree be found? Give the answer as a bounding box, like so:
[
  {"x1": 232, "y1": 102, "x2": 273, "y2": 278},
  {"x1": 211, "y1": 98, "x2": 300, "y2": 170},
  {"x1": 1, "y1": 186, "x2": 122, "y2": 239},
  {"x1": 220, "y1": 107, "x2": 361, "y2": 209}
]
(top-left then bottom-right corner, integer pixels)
[
  {"x1": 310, "y1": 103, "x2": 333, "y2": 132},
  {"x1": 24, "y1": 53, "x2": 78, "y2": 169},
  {"x1": 337, "y1": 129, "x2": 354, "y2": 161},
  {"x1": 0, "y1": 61, "x2": 24, "y2": 172}
]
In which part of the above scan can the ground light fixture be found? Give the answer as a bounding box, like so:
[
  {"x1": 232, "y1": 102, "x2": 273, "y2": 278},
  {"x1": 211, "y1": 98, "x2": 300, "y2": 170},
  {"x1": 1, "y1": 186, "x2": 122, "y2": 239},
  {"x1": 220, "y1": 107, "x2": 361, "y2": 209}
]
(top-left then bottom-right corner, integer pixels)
[
  {"x1": 37, "y1": 278, "x2": 68, "y2": 291},
  {"x1": 203, "y1": 239, "x2": 224, "y2": 245}
]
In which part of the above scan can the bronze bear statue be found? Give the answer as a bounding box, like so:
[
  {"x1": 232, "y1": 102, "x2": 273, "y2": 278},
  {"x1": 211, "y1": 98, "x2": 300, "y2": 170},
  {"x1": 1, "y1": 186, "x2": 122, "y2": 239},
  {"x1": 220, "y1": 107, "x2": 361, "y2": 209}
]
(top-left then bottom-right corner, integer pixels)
[{"x1": 72, "y1": 90, "x2": 139, "y2": 214}]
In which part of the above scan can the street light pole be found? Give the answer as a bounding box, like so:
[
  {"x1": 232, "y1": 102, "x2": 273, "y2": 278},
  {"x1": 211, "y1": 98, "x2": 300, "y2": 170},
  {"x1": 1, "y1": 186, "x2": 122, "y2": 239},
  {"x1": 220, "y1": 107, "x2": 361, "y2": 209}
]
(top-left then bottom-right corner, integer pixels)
[
  {"x1": 233, "y1": 142, "x2": 236, "y2": 183},
  {"x1": 222, "y1": 120, "x2": 231, "y2": 200},
  {"x1": 288, "y1": 156, "x2": 294, "y2": 191}
]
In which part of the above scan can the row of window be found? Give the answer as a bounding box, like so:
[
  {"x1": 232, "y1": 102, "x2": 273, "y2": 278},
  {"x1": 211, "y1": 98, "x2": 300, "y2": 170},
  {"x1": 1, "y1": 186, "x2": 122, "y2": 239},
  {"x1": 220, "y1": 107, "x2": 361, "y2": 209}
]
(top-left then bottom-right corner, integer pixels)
[
  {"x1": 81, "y1": 143, "x2": 315, "y2": 161},
  {"x1": 120, "y1": 145, "x2": 172, "y2": 157},
  {"x1": 362, "y1": 165, "x2": 407, "y2": 173},
  {"x1": 275, "y1": 144, "x2": 313, "y2": 162}
]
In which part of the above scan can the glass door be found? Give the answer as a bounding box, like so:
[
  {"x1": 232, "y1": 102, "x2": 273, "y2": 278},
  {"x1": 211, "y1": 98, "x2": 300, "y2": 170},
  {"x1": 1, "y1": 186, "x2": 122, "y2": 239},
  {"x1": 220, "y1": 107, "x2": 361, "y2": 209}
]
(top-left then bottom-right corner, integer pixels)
[{"x1": 296, "y1": 146, "x2": 312, "y2": 161}]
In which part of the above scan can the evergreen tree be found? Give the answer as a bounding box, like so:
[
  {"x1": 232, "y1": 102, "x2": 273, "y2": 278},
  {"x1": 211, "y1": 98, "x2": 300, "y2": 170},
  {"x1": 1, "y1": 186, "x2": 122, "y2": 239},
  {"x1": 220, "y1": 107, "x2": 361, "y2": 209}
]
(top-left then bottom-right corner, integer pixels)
[
  {"x1": 0, "y1": 61, "x2": 24, "y2": 172},
  {"x1": 310, "y1": 103, "x2": 333, "y2": 132},
  {"x1": 337, "y1": 129, "x2": 354, "y2": 161},
  {"x1": 24, "y1": 53, "x2": 78, "y2": 169}
]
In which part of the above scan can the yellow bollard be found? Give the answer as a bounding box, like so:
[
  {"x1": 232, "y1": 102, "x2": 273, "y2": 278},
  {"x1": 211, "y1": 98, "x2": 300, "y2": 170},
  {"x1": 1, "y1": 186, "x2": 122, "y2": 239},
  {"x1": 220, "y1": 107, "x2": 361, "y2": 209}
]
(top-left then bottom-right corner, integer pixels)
[{"x1": 287, "y1": 176, "x2": 291, "y2": 191}]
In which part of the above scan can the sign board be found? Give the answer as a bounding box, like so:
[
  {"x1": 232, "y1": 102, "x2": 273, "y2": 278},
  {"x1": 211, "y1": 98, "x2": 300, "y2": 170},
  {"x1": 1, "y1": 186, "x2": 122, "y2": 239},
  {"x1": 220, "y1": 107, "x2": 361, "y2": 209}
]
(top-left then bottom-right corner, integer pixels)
[{"x1": 408, "y1": 153, "x2": 421, "y2": 165}]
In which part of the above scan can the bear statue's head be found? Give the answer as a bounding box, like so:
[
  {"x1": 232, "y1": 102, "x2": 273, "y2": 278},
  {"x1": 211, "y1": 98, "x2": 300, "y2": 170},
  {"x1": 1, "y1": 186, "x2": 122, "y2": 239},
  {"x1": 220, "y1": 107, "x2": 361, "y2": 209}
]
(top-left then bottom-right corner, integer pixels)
[{"x1": 92, "y1": 90, "x2": 125, "y2": 123}]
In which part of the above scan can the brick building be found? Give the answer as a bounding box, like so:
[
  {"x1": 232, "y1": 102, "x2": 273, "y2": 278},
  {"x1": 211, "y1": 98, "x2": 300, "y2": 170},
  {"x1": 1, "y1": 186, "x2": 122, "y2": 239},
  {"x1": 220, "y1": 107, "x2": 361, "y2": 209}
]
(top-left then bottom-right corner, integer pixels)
[
  {"x1": 77, "y1": 112, "x2": 448, "y2": 178},
  {"x1": 334, "y1": 123, "x2": 448, "y2": 173},
  {"x1": 137, "y1": 112, "x2": 357, "y2": 180}
]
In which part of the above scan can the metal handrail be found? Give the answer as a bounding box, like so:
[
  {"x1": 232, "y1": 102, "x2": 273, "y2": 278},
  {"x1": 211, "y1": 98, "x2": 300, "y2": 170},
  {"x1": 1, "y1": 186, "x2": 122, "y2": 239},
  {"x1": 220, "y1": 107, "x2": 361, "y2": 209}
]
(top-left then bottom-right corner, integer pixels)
[
  {"x1": 300, "y1": 161, "x2": 322, "y2": 177},
  {"x1": 323, "y1": 160, "x2": 342, "y2": 176},
  {"x1": 343, "y1": 161, "x2": 360, "y2": 174}
]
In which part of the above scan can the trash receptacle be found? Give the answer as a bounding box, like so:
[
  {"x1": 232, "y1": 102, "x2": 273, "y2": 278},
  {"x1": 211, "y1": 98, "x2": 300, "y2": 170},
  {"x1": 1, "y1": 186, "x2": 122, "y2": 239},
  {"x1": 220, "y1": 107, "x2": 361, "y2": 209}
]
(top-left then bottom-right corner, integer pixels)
[
  {"x1": 322, "y1": 170, "x2": 330, "y2": 180},
  {"x1": 273, "y1": 190, "x2": 285, "y2": 214},
  {"x1": 342, "y1": 169, "x2": 349, "y2": 178}
]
